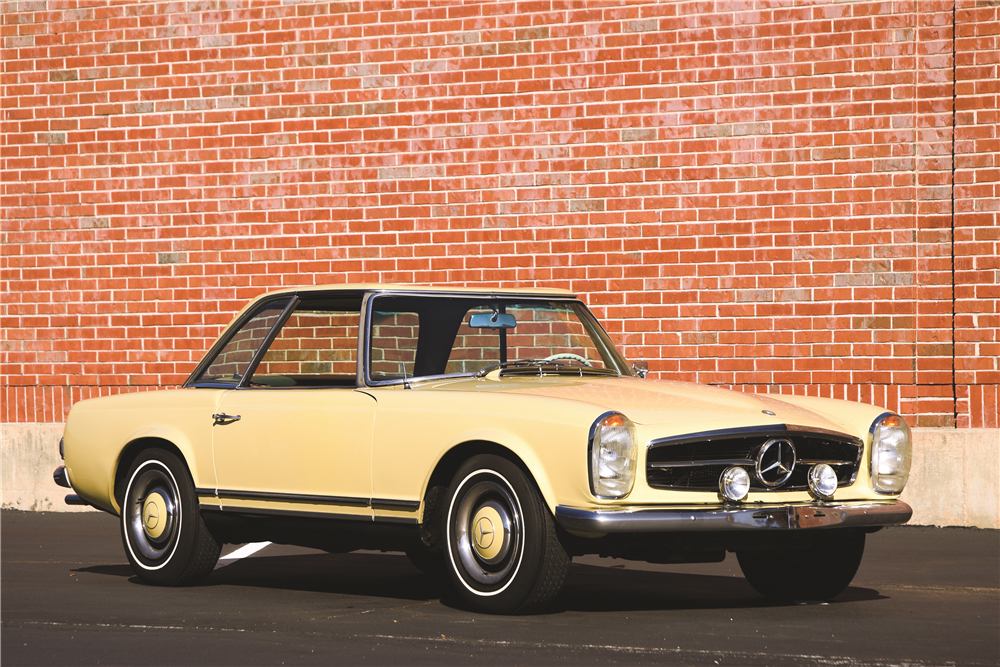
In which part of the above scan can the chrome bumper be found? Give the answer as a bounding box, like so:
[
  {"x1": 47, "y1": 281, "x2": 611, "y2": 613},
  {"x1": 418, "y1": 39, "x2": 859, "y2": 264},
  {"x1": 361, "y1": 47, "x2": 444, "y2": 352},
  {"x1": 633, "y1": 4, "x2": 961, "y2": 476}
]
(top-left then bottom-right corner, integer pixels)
[{"x1": 555, "y1": 500, "x2": 912, "y2": 533}]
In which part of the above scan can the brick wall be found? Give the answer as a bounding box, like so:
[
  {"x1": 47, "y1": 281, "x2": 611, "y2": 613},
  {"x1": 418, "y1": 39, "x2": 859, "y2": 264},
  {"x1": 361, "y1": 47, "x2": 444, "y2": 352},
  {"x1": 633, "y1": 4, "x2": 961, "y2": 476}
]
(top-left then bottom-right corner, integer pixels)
[
  {"x1": 954, "y1": 1, "x2": 999, "y2": 428},
  {"x1": 2, "y1": 1, "x2": 997, "y2": 428}
]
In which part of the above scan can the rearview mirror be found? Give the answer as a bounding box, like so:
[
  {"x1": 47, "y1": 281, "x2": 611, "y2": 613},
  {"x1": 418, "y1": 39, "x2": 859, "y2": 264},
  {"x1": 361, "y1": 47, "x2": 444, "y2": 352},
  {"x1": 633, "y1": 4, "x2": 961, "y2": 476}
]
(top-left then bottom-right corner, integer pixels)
[{"x1": 469, "y1": 312, "x2": 517, "y2": 329}]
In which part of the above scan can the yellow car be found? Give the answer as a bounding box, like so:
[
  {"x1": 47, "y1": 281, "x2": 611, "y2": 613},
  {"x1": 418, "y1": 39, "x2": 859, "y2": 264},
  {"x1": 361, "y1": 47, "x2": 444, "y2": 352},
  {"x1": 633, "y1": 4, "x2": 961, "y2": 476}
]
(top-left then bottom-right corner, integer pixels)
[{"x1": 55, "y1": 285, "x2": 912, "y2": 614}]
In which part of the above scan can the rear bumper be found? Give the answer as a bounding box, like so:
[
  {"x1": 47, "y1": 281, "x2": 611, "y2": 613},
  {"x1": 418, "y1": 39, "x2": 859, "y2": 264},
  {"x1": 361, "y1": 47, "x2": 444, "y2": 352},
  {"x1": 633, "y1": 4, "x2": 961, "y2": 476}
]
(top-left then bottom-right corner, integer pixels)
[{"x1": 555, "y1": 500, "x2": 912, "y2": 533}]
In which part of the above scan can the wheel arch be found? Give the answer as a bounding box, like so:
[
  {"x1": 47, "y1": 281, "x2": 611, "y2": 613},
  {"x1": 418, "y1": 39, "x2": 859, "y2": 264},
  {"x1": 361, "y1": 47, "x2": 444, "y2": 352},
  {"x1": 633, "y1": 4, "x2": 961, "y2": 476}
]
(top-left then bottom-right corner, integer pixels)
[
  {"x1": 420, "y1": 438, "x2": 558, "y2": 524},
  {"x1": 112, "y1": 437, "x2": 196, "y2": 513}
]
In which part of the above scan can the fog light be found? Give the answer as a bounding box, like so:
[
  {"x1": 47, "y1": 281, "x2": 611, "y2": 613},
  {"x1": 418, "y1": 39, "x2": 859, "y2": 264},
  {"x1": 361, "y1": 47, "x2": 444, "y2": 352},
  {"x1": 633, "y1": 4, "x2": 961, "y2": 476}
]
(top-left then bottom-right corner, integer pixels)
[
  {"x1": 719, "y1": 466, "x2": 750, "y2": 502},
  {"x1": 808, "y1": 464, "x2": 838, "y2": 500}
]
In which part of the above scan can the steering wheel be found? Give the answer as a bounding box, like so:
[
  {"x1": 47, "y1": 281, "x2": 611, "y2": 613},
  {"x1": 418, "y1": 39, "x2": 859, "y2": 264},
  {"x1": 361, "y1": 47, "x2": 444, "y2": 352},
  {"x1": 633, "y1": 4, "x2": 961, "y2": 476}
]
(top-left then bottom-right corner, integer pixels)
[{"x1": 543, "y1": 353, "x2": 593, "y2": 367}]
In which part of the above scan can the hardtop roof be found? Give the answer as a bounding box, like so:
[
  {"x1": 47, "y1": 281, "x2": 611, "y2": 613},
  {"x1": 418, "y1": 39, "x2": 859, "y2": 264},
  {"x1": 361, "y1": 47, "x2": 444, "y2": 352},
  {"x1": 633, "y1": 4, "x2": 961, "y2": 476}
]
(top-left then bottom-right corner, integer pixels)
[{"x1": 254, "y1": 284, "x2": 577, "y2": 299}]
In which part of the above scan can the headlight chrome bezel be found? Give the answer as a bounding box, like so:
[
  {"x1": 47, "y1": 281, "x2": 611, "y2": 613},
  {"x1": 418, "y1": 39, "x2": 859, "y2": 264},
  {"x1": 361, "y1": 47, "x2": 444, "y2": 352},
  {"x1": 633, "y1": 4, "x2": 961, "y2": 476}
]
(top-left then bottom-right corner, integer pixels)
[
  {"x1": 588, "y1": 411, "x2": 638, "y2": 499},
  {"x1": 719, "y1": 466, "x2": 751, "y2": 503},
  {"x1": 869, "y1": 412, "x2": 912, "y2": 494}
]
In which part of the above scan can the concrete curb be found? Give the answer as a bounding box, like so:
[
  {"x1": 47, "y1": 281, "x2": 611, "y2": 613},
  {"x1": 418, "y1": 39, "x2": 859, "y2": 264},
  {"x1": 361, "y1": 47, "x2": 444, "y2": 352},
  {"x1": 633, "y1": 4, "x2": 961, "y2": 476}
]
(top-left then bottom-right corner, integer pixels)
[{"x1": 3, "y1": 422, "x2": 997, "y2": 528}]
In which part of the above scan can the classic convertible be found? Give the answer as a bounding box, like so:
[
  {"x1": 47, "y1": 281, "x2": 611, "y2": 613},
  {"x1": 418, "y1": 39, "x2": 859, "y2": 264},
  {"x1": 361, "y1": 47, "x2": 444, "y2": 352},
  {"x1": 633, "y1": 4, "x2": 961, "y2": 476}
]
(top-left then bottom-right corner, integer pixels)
[{"x1": 55, "y1": 285, "x2": 913, "y2": 613}]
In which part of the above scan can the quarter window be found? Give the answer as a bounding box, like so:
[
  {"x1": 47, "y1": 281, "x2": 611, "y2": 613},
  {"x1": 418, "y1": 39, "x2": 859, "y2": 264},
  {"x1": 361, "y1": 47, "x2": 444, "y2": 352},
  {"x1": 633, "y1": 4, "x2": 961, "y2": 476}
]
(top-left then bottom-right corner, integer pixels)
[
  {"x1": 193, "y1": 300, "x2": 291, "y2": 385},
  {"x1": 250, "y1": 301, "x2": 360, "y2": 387},
  {"x1": 369, "y1": 309, "x2": 419, "y2": 380}
]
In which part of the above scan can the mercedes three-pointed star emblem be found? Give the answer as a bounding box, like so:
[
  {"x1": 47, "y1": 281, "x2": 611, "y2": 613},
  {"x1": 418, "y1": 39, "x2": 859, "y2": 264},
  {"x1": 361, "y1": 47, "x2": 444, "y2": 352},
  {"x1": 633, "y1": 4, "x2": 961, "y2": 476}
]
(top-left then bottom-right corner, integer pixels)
[
  {"x1": 755, "y1": 438, "x2": 796, "y2": 487},
  {"x1": 475, "y1": 517, "x2": 495, "y2": 549}
]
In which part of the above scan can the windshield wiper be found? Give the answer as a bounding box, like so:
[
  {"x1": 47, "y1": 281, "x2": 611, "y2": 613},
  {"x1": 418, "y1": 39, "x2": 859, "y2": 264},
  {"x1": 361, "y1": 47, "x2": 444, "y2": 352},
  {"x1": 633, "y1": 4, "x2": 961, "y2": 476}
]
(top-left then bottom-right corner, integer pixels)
[{"x1": 474, "y1": 358, "x2": 619, "y2": 378}]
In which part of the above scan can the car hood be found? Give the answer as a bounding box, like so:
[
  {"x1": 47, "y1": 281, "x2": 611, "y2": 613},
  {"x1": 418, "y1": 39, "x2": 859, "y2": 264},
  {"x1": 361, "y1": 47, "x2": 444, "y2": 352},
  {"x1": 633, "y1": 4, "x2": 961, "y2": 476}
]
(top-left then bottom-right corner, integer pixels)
[{"x1": 445, "y1": 376, "x2": 860, "y2": 439}]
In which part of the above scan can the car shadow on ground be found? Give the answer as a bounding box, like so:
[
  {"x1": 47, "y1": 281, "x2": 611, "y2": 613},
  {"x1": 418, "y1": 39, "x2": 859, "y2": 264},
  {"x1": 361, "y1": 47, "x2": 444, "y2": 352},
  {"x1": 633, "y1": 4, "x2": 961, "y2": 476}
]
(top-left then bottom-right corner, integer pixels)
[{"x1": 74, "y1": 551, "x2": 885, "y2": 612}]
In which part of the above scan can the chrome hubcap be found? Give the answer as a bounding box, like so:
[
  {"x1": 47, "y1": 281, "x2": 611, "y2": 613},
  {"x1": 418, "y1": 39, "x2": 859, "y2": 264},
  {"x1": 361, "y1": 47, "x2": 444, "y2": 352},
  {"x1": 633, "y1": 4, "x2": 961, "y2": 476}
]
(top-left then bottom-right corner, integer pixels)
[
  {"x1": 452, "y1": 473, "x2": 522, "y2": 588},
  {"x1": 142, "y1": 491, "x2": 169, "y2": 540},
  {"x1": 125, "y1": 462, "x2": 180, "y2": 565},
  {"x1": 471, "y1": 502, "x2": 511, "y2": 564}
]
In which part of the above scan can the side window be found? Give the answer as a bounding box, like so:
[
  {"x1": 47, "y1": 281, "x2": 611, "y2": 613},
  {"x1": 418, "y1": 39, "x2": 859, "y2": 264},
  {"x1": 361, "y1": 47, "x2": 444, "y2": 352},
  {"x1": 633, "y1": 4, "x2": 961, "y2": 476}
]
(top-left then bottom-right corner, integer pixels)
[
  {"x1": 194, "y1": 300, "x2": 291, "y2": 385},
  {"x1": 369, "y1": 310, "x2": 419, "y2": 380},
  {"x1": 251, "y1": 303, "x2": 360, "y2": 387}
]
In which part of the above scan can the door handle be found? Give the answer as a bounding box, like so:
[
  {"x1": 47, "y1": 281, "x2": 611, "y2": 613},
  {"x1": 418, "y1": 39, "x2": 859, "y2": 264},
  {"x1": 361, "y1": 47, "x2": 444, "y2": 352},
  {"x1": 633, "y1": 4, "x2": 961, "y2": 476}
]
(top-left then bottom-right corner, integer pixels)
[{"x1": 212, "y1": 413, "x2": 241, "y2": 426}]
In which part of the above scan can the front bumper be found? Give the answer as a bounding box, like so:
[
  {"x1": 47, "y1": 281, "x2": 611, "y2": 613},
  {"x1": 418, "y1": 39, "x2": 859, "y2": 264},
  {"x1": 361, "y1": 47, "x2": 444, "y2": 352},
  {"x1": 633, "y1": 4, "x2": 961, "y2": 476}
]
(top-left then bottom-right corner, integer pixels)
[{"x1": 555, "y1": 500, "x2": 912, "y2": 533}]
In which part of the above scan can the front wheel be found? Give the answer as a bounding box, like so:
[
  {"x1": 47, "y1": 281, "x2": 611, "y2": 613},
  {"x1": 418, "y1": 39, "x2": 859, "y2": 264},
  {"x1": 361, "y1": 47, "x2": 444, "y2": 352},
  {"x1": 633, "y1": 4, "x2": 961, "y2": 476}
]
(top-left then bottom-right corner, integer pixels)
[
  {"x1": 120, "y1": 448, "x2": 221, "y2": 586},
  {"x1": 737, "y1": 530, "x2": 866, "y2": 602},
  {"x1": 445, "y1": 455, "x2": 570, "y2": 614}
]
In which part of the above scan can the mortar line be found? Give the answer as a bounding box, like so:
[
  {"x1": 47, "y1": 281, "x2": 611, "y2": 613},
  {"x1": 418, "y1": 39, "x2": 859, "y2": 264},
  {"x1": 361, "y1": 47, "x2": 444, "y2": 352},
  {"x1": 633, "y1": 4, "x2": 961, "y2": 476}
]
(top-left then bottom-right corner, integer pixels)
[{"x1": 951, "y1": 1, "x2": 958, "y2": 428}]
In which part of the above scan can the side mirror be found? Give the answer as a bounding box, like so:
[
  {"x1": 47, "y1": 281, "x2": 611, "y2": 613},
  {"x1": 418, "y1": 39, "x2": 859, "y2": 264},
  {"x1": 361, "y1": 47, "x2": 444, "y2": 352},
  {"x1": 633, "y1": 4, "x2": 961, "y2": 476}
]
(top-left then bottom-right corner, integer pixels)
[
  {"x1": 631, "y1": 360, "x2": 649, "y2": 379},
  {"x1": 469, "y1": 312, "x2": 517, "y2": 329}
]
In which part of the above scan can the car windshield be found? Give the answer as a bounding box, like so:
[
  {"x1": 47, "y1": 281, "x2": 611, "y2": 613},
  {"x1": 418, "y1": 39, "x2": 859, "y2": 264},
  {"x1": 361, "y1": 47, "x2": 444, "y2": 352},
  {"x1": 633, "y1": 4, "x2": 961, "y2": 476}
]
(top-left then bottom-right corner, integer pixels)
[{"x1": 367, "y1": 296, "x2": 630, "y2": 383}]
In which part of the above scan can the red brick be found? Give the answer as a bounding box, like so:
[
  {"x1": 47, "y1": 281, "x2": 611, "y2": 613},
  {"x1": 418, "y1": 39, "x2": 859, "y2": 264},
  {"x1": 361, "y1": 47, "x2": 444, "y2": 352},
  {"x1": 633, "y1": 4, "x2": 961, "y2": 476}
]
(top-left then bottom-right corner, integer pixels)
[{"x1": 0, "y1": 1, "x2": 995, "y2": 429}]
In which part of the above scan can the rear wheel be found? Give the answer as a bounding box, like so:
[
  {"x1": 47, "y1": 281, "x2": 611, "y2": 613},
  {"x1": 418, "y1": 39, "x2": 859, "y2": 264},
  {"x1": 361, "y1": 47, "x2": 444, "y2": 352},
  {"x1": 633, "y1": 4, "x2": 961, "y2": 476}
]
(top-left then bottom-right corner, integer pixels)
[
  {"x1": 444, "y1": 455, "x2": 569, "y2": 614},
  {"x1": 737, "y1": 530, "x2": 866, "y2": 602},
  {"x1": 120, "y1": 448, "x2": 221, "y2": 586}
]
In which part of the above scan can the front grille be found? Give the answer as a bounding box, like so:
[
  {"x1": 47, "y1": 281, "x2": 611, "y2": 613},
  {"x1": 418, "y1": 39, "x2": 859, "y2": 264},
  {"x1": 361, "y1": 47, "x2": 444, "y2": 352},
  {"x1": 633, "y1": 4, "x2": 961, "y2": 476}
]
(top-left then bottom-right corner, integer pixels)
[{"x1": 645, "y1": 426, "x2": 863, "y2": 492}]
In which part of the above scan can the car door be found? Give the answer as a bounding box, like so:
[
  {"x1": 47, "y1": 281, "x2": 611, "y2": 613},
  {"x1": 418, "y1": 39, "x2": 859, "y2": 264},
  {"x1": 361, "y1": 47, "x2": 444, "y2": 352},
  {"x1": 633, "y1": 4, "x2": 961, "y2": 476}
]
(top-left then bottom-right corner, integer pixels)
[{"x1": 209, "y1": 295, "x2": 376, "y2": 518}]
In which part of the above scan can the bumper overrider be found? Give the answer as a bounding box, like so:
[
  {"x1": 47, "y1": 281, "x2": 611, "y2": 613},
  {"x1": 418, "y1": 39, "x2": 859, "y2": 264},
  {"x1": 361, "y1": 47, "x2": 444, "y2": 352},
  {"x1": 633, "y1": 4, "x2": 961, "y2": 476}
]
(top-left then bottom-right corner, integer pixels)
[
  {"x1": 555, "y1": 500, "x2": 912, "y2": 533},
  {"x1": 53, "y1": 465, "x2": 89, "y2": 506}
]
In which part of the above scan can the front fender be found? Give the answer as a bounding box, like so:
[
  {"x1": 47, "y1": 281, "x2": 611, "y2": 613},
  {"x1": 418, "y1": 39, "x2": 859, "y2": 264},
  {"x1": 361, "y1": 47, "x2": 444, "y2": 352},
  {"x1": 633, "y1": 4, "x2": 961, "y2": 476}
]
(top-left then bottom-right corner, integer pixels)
[
  {"x1": 418, "y1": 422, "x2": 595, "y2": 518},
  {"x1": 108, "y1": 424, "x2": 218, "y2": 514},
  {"x1": 62, "y1": 388, "x2": 225, "y2": 515}
]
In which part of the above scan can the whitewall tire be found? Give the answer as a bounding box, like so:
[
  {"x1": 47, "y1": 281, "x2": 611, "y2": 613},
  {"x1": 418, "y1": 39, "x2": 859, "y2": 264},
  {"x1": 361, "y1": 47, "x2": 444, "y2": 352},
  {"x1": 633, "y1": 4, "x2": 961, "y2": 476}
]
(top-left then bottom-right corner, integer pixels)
[{"x1": 120, "y1": 448, "x2": 221, "y2": 586}]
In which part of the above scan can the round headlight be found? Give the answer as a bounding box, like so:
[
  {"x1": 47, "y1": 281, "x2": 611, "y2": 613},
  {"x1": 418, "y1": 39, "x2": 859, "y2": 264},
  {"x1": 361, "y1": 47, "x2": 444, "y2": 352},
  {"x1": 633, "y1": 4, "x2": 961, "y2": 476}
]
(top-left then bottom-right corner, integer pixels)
[
  {"x1": 719, "y1": 466, "x2": 750, "y2": 502},
  {"x1": 870, "y1": 414, "x2": 912, "y2": 494},
  {"x1": 807, "y1": 464, "x2": 838, "y2": 500},
  {"x1": 589, "y1": 412, "x2": 637, "y2": 499}
]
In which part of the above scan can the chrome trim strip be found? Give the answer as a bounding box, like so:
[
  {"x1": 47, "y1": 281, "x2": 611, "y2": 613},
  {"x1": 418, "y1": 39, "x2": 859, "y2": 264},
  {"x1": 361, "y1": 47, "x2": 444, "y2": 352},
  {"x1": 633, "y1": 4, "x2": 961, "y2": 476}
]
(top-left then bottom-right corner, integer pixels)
[
  {"x1": 215, "y1": 489, "x2": 370, "y2": 507},
  {"x1": 649, "y1": 459, "x2": 753, "y2": 469},
  {"x1": 373, "y1": 515, "x2": 420, "y2": 525},
  {"x1": 358, "y1": 291, "x2": 373, "y2": 388},
  {"x1": 370, "y1": 498, "x2": 421, "y2": 511},
  {"x1": 205, "y1": 489, "x2": 419, "y2": 511},
  {"x1": 648, "y1": 424, "x2": 863, "y2": 450},
  {"x1": 200, "y1": 504, "x2": 420, "y2": 525},
  {"x1": 869, "y1": 411, "x2": 895, "y2": 434},
  {"x1": 797, "y1": 459, "x2": 852, "y2": 466},
  {"x1": 554, "y1": 500, "x2": 912, "y2": 533}
]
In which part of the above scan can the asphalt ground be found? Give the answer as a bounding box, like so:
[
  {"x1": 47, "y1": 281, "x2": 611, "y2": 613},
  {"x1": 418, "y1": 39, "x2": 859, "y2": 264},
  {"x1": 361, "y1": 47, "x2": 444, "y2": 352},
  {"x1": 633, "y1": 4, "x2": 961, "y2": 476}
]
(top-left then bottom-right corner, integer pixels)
[{"x1": 2, "y1": 510, "x2": 998, "y2": 666}]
